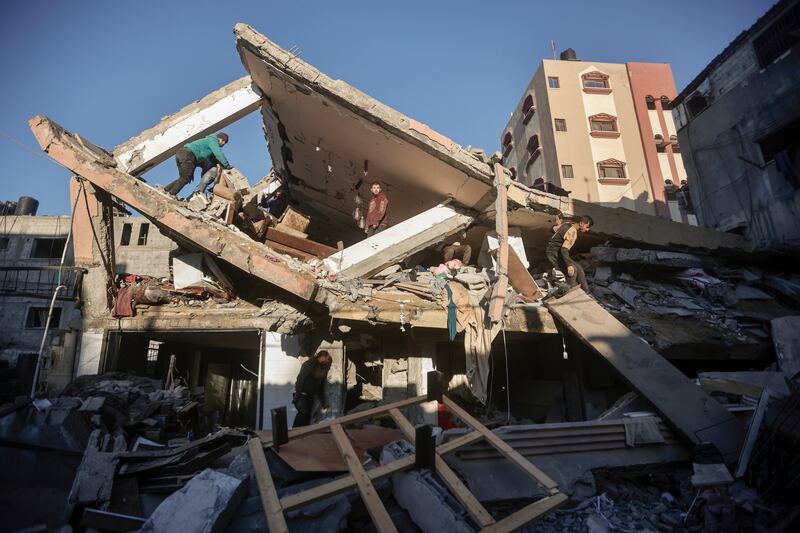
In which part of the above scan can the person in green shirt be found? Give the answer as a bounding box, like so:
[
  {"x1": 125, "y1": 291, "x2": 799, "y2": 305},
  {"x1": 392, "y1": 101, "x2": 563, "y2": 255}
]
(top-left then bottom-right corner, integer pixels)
[{"x1": 162, "y1": 132, "x2": 232, "y2": 197}]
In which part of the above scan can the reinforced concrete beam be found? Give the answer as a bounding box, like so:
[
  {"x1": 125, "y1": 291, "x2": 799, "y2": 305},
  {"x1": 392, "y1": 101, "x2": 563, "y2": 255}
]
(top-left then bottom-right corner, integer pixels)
[
  {"x1": 322, "y1": 203, "x2": 474, "y2": 279},
  {"x1": 30, "y1": 115, "x2": 320, "y2": 303},
  {"x1": 547, "y1": 288, "x2": 746, "y2": 463},
  {"x1": 113, "y1": 76, "x2": 263, "y2": 175}
]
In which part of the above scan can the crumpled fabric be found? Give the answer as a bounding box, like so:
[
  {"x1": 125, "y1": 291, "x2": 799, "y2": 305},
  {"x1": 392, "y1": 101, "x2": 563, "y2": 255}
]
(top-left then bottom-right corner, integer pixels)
[
  {"x1": 447, "y1": 281, "x2": 499, "y2": 403},
  {"x1": 112, "y1": 285, "x2": 134, "y2": 318}
]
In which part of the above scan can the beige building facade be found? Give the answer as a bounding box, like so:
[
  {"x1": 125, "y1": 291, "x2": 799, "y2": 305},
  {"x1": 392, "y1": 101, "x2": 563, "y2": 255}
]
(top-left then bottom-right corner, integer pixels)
[{"x1": 502, "y1": 55, "x2": 694, "y2": 224}]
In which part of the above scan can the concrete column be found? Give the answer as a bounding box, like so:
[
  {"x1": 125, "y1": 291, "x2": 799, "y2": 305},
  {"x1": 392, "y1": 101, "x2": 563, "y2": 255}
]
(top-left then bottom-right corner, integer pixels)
[{"x1": 261, "y1": 332, "x2": 303, "y2": 430}]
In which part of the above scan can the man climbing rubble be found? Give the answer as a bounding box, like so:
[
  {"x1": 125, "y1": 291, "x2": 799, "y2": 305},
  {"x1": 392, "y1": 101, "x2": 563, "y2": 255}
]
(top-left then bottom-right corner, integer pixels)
[
  {"x1": 545, "y1": 215, "x2": 593, "y2": 292},
  {"x1": 292, "y1": 350, "x2": 332, "y2": 427},
  {"x1": 161, "y1": 132, "x2": 233, "y2": 197}
]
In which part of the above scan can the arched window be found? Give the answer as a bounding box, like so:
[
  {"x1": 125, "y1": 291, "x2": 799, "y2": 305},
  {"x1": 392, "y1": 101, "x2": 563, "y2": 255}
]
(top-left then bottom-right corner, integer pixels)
[
  {"x1": 526, "y1": 134, "x2": 542, "y2": 161},
  {"x1": 588, "y1": 113, "x2": 620, "y2": 138},
  {"x1": 597, "y1": 158, "x2": 628, "y2": 183},
  {"x1": 660, "y1": 96, "x2": 671, "y2": 110},
  {"x1": 582, "y1": 71, "x2": 612, "y2": 94},
  {"x1": 646, "y1": 95, "x2": 656, "y2": 110},
  {"x1": 502, "y1": 131, "x2": 513, "y2": 157},
  {"x1": 521, "y1": 94, "x2": 536, "y2": 124}
]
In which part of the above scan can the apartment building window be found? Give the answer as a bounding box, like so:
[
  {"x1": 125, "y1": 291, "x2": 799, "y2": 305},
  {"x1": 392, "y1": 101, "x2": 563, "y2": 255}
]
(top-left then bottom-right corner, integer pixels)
[
  {"x1": 660, "y1": 96, "x2": 671, "y2": 110},
  {"x1": 753, "y1": 1, "x2": 800, "y2": 68},
  {"x1": 0, "y1": 237, "x2": 9, "y2": 250},
  {"x1": 521, "y1": 94, "x2": 536, "y2": 124},
  {"x1": 597, "y1": 158, "x2": 628, "y2": 182},
  {"x1": 25, "y1": 306, "x2": 62, "y2": 329},
  {"x1": 30, "y1": 238, "x2": 66, "y2": 259},
  {"x1": 526, "y1": 135, "x2": 542, "y2": 161},
  {"x1": 502, "y1": 132, "x2": 513, "y2": 157},
  {"x1": 646, "y1": 96, "x2": 656, "y2": 110},
  {"x1": 120, "y1": 223, "x2": 132, "y2": 246},
  {"x1": 548, "y1": 77, "x2": 560, "y2": 89},
  {"x1": 137, "y1": 223, "x2": 150, "y2": 246},
  {"x1": 554, "y1": 119, "x2": 567, "y2": 132},
  {"x1": 582, "y1": 71, "x2": 612, "y2": 94},
  {"x1": 146, "y1": 340, "x2": 162, "y2": 375},
  {"x1": 561, "y1": 165, "x2": 574, "y2": 179},
  {"x1": 588, "y1": 114, "x2": 620, "y2": 138}
]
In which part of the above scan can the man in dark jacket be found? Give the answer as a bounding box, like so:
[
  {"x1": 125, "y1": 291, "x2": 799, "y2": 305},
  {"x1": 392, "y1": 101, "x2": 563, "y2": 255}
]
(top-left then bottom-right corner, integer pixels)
[
  {"x1": 292, "y1": 350, "x2": 333, "y2": 427},
  {"x1": 545, "y1": 215, "x2": 593, "y2": 292},
  {"x1": 162, "y1": 132, "x2": 232, "y2": 197}
]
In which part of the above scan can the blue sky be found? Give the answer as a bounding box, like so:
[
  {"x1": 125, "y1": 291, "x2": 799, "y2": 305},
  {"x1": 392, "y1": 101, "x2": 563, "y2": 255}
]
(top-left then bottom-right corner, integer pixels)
[{"x1": 0, "y1": 0, "x2": 773, "y2": 215}]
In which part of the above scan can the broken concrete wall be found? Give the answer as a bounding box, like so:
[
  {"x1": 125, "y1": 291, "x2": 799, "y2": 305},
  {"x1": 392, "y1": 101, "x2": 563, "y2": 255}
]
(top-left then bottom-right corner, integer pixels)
[{"x1": 113, "y1": 76, "x2": 263, "y2": 175}]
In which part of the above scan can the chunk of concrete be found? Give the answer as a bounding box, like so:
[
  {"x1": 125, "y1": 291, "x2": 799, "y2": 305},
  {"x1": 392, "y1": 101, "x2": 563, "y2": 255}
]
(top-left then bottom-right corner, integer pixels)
[
  {"x1": 381, "y1": 440, "x2": 475, "y2": 533},
  {"x1": 772, "y1": 315, "x2": 800, "y2": 379},
  {"x1": 139, "y1": 469, "x2": 247, "y2": 533}
]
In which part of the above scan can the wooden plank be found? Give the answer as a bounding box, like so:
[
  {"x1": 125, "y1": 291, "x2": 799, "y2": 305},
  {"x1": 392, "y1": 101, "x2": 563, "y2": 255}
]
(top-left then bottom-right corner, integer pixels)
[
  {"x1": 507, "y1": 246, "x2": 544, "y2": 301},
  {"x1": 264, "y1": 239, "x2": 317, "y2": 261},
  {"x1": 280, "y1": 430, "x2": 484, "y2": 511},
  {"x1": 546, "y1": 288, "x2": 746, "y2": 463},
  {"x1": 265, "y1": 227, "x2": 337, "y2": 258},
  {"x1": 389, "y1": 409, "x2": 496, "y2": 528},
  {"x1": 331, "y1": 424, "x2": 398, "y2": 533},
  {"x1": 443, "y1": 396, "x2": 559, "y2": 492},
  {"x1": 489, "y1": 162, "x2": 509, "y2": 322},
  {"x1": 257, "y1": 395, "x2": 426, "y2": 445},
  {"x1": 482, "y1": 493, "x2": 568, "y2": 532},
  {"x1": 248, "y1": 437, "x2": 288, "y2": 533}
]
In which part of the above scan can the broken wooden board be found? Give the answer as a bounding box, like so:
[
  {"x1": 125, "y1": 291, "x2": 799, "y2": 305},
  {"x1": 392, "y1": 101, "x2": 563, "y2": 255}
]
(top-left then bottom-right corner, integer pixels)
[
  {"x1": 275, "y1": 426, "x2": 403, "y2": 472},
  {"x1": 29, "y1": 115, "x2": 321, "y2": 303},
  {"x1": 265, "y1": 227, "x2": 337, "y2": 258},
  {"x1": 507, "y1": 246, "x2": 544, "y2": 301},
  {"x1": 546, "y1": 289, "x2": 746, "y2": 463}
]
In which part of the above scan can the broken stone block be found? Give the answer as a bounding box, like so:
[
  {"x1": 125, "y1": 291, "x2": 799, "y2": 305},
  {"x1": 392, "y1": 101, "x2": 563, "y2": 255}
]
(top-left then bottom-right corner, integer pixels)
[
  {"x1": 380, "y1": 441, "x2": 473, "y2": 533},
  {"x1": 139, "y1": 469, "x2": 247, "y2": 533},
  {"x1": 771, "y1": 315, "x2": 800, "y2": 379}
]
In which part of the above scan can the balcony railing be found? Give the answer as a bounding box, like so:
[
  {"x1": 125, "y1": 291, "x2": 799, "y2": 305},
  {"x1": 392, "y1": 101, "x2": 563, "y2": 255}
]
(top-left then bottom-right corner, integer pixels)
[{"x1": 0, "y1": 266, "x2": 85, "y2": 301}]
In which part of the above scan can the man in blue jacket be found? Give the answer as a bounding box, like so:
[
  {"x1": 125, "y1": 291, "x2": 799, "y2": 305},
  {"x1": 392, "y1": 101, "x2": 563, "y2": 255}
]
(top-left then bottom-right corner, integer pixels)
[{"x1": 162, "y1": 132, "x2": 232, "y2": 197}]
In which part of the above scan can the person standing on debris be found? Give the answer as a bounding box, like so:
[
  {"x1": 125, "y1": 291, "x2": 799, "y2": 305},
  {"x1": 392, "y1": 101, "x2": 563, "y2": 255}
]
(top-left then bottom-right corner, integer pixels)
[
  {"x1": 545, "y1": 215, "x2": 593, "y2": 292},
  {"x1": 191, "y1": 155, "x2": 222, "y2": 197},
  {"x1": 292, "y1": 350, "x2": 333, "y2": 427},
  {"x1": 364, "y1": 182, "x2": 389, "y2": 236},
  {"x1": 162, "y1": 132, "x2": 232, "y2": 197}
]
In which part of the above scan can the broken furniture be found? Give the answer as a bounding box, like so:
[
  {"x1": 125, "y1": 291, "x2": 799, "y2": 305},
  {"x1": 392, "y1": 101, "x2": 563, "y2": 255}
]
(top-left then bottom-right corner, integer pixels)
[{"x1": 249, "y1": 380, "x2": 568, "y2": 532}]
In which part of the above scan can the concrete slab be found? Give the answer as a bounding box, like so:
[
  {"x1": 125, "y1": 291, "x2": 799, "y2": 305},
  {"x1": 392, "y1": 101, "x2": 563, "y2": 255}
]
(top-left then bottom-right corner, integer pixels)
[
  {"x1": 139, "y1": 468, "x2": 247, "y2": 533},
  {"x1": 29, "y1": 116, "x2": 321, "y2": 303},
  {"x1": 546, "y1": 289, "x2": 746, "y2": 463}
]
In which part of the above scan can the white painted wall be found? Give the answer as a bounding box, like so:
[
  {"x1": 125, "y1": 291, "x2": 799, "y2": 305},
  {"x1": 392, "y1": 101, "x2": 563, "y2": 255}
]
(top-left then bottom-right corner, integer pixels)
[
  {"x1": 658, "y1": 152, "x2": 673, "y2": 182},
  {"x1": 76, "y1": 331, "x2": 104, "y2": 376},
  {"x1": 674, "y1": 153, "x2": 687, "y2": 181},
  {"x1": 648, "y1": 109, "x2": 663, "y2": 136},
  {"x1": 261, "y1": 332, "x2": 303, "y2": 430}
]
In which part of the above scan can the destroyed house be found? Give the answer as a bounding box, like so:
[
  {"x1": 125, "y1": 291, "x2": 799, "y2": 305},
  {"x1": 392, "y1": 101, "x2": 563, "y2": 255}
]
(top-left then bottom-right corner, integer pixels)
[{"x1": 17, "y1": 21, "x2": 800, "y2": 532}]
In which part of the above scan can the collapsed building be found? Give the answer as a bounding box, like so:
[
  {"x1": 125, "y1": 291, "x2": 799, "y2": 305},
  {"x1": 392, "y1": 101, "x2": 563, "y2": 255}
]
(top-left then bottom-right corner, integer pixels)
[{"x1": 4, "y1": 20, "x2": 800, "y2": 533}]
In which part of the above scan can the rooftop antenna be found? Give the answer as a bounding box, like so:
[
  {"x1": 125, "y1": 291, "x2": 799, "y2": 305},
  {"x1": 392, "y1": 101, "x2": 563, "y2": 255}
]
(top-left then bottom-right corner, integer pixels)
[{"x1": 550, "y1": 40, "x2": 557, "y2": 60}]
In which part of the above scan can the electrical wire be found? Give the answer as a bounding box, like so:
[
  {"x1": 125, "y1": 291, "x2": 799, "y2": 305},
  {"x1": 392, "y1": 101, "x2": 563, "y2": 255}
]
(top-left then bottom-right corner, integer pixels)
[{"x1": 501, "y1": 322, "x2": 510, "y2": 425}]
